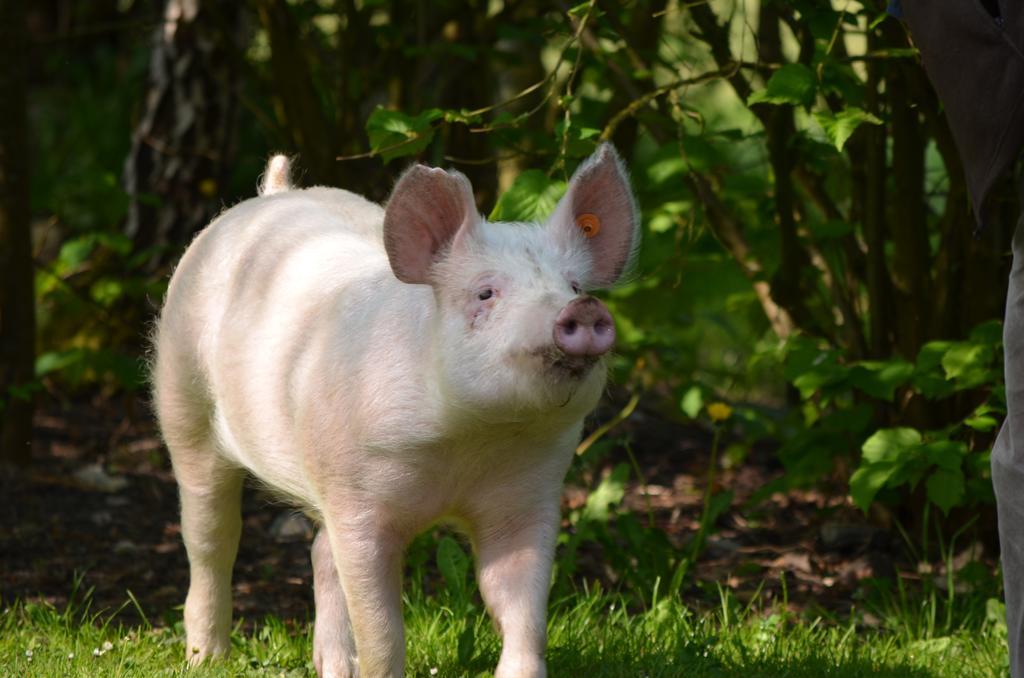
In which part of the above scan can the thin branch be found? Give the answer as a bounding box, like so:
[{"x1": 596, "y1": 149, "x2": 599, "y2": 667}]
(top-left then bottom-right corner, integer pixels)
[
  {"x1": 689, "y1": 2, "x2": 755, "y2": 106},
  {"x1": 686, "y1": 172, "x2": 795, "y2": 340},
  {"x1": 442, "y1": 151, "x2": 529, "y2": 166},
  {"x1": 470, "y1": 1, "x2": 597, "y2": 134},
  {"x1": 335, "y1": 128, "x2": 442, "y2": 161},
  {"x1": 599, "y1": 66, "x2": 743, "y2": 142},
  {"x1": 555, "y1": 1, "x2": 598, "y2": 173}
]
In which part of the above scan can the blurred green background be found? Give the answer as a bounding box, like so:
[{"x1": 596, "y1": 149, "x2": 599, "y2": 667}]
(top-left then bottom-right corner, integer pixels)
[{"x1": 0, "y1": 0, "x2": 1015, "y2": 616}]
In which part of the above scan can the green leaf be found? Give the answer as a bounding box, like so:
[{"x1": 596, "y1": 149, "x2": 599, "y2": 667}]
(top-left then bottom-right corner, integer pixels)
[
  {"x1": 7, "y1": 380, "x2": 41, "y2": 402},
  {"x1": 34, "y1": 348, "x2": 145, "y2": 389},
  {"x1": 644, "y1": 156, "x2": 688, "y2": 186},
  {"x1": 849, "y1": 428, "x2": 927, "y2": 511},
  {"x1": 964, "y1": 414, "x2": 999, "y2": 432},
  {"x1": 888, "y1": 456, "x2": 930, "y2": 490},
  {"x1": 941, "y1": 343, "x2": 992, "y2": 379},
  {"x1": 791, "y1": 362, "x2": 848, "y2": 399},
  {"x1": 581, "y1": 463, "x2": 629, "y2": 523},
  {"x1": 365, "y1": 107, "x2": 443, "y2": 162},
  {"x1": 567, "y1": 1, "x2": 602, "y2": 18},
  {"x1": 801, "y1": 7, "x2": 843, "y2": 40},
  {"x1": 90, "y1": 278, "x2": 124, "y2": 307},
  {"x1": 442, "y1": 108, "x2": 483, "y2": 125},
  {"x1": 680, "y1": 135, "x2": 719, "y2": 172},
  {"x1": 908, "y1": 637, "x2": 954, "y2": 656},
  {"x1": 917, "y1": 340, "x2": 956, "y2": 371},
  {"x1": 436, "y1": 536, "x2": 470, "y2": 603},
  {"x1": 849, "y1": 359, "x2": 914, "y2": 401},
  {"x1": 777, "y1": 428, "x2": 849, "y2": 482},
  {"x1": 850, "y1": 463, "x2": 900, "y2": 512},
  {"x1": 926, "y1": 468, "x2": 965, "y2": 514},
  {"x1": 489, "y1": 170, "x2": 567, "y2": 222},
  {"x1": 57, "y1": 235, "x2": 97, "y2": 271},
  {"x1": 680, "y1": 385, "x2": 703, "y2": 419},
  {"x1": 813, "y1": 107, "x2": 882, "y2": 151},
  {"x1": 706, "y1": 490, "x2": 734, "y2": 527},
  {"x1": 95, "y1": 232, "x2": 133, "y2": 256},
  {"x1": 987, "y1": 597, "x2": 1007, "y2": 627},
  {"x1": 456, "y1": 622, "x2": 476, "y2": 666},
  {"x1": 747, "y1": 64, "x2": 817, "y2": 108},
  {"x1": 942, "y1": 343, "x2": 994, "y2": 388},
  {"x1": 783, "y1": 336, "x2": 849, "y2": 398},
  {"x1": 970, "y1": 319, "x2": 1003, "y2": 345},
  {"x1": 868, "y1": 12, "x2": 890, "y2": 31},
  {"x1": 562, "y1": 125, "x2": 601, "y2": 141},
  {"x1": 920, "y1": 440, "x2": 966, "y2": 472},
  {"x1": 36, "y1": 349, "x2": 82, "y2": 377},
  {"x1": 914, "y1": 340, "x2": 957, "y2": 399},
  {"x1": 554, "y1": 120, "x2": 603, "y2": 157},
  {"x1": 861, "y1": 427, "x2": 921, "y2": 465}
]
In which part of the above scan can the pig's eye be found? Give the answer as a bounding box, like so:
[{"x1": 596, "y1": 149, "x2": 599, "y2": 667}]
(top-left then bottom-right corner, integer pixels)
[
  {"x1": 477, "y1": 288, "x2": 494, "y2": 301},
  {"x1": 571, "y1": 282, "x2": 582, "y2": 295}
]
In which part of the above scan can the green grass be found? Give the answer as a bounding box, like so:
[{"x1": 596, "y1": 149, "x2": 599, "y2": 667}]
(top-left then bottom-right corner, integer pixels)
[{"x1": 1, "y1": 585, "x2": 1008, "y2": 677}]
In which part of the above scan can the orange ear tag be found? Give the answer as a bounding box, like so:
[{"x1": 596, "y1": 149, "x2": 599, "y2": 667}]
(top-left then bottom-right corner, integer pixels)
[{"x1": 575, "y1": 213, "x2": 601, "y2": 238}]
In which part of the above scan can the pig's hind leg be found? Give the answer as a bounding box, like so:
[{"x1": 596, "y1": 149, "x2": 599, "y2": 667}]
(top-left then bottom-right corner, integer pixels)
[
  {"x1": 155, "y1": 359, "x2": 245, "y2": 664},
  {"x1": 312, "y1": 528, "x2": 357, "y2": 678},
  {"x1": 173, "y1": 438, "x2": 245, "y2": 665}
]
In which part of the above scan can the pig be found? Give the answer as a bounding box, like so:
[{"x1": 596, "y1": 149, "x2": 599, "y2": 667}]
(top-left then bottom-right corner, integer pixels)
[{"x1": 151, "y1": 143, "x2": 639, "y2": 678}]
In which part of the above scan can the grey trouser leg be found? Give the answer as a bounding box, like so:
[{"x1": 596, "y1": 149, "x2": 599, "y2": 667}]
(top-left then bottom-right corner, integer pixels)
[{"x1": 994, "y1": 210, "x2": 1024, "y2": 677}]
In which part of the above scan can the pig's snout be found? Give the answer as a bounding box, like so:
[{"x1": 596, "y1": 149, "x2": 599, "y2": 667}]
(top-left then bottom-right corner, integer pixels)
[{"x1": 553, "y1": 296, "x2": 615, "y2": 357}]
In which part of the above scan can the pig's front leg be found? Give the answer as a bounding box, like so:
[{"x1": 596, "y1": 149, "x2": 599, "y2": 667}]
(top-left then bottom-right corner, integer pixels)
[
  {"x1": 312, "y1": 529, "x2": 357, "y2": 678},
  {"x1": 473, "y1": 498, "x2": 562, "y2": 678},
  {"x1": 321, "y1": 506, "x2": 406, "y2": 678}
]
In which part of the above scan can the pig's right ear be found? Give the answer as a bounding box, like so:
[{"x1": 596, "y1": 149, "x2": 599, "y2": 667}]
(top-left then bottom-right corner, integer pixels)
[{"x1": 383, "y1": 165, "x2": 478, "y2": 284}]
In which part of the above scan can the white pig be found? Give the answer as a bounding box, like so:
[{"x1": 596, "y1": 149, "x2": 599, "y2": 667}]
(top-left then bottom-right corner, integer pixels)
[{"x1": 152, "y1": 144, "x2": 639, "y2": 678}]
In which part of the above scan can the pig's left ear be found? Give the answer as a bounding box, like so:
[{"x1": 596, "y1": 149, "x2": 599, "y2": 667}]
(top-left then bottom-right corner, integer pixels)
[
  {"x1": 549, "y1": 143, "x2": 639, "y2": 288},
  {"x1": 384, "y1": 165, "x2": 479, "y2": 284}
]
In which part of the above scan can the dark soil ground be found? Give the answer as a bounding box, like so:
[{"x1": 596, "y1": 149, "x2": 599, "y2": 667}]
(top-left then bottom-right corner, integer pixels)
[{"x1": 0, "y1": 390, "x2": 1000, "y2": 628}]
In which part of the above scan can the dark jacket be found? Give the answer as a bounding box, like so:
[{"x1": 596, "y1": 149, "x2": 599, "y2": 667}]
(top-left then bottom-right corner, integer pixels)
[{"x1": 899, "y1": 0, "x2": 1024, "y2": 229}]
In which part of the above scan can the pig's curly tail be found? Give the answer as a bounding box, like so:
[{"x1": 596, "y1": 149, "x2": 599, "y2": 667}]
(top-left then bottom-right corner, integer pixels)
[{"x1": 258, "y1": 154, "x2": 293, "y2": 196}]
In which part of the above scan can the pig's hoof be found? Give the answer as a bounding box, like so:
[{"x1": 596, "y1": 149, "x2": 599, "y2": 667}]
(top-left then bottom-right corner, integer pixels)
[
  {"x1": 314, "y1": 648, "x2": 358, "y2": 678},
  {"x1": 495, "y1": 655, "x2": 545, "y2": 678}
]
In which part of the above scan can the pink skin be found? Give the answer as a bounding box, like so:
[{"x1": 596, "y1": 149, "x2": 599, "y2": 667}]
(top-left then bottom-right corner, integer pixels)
[
  {"x1": 155, "y1": 144, "x2": 639, "y2": 678},
  {"x1": 552, "y1": 296, "x2": 615, "y2": 357}
]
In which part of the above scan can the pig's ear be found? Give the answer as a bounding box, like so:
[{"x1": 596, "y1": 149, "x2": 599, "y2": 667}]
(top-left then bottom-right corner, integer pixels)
[
  {"x1": 383, "y1": 165, "x2": 478, "y2": 284},
  {"x1": 549, "y1": 143, "x2": 639, "y2": 288}
]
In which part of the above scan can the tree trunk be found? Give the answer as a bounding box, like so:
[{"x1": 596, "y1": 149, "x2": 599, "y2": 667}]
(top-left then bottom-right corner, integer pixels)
[
  {"x1": 862, "y1": 30, "x2": 892, "y2": 358},
  {"x1": 758, "y1": 4, "x2": 813, "y2": 334},
  {"x1": 438, "y1": 11, "x2": 498, "y2": 207},
  {"x1": 123, "y1": 0, "x2": 243, "y2": 268},
  {"x1": 888, "y1": 65, "x2": 931, "y2": 359},
  {"x1": 0, "y1": 0, "x2": 36, "y2": 466},
  {"x1": 255, "y1": 0, "x2": 342, "y2": 188}
]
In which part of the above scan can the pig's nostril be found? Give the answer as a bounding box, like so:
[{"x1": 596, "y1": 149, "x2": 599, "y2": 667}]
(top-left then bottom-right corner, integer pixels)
[{"x1": 563, "y1": 320, "x2": 578, "y2": 335}]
